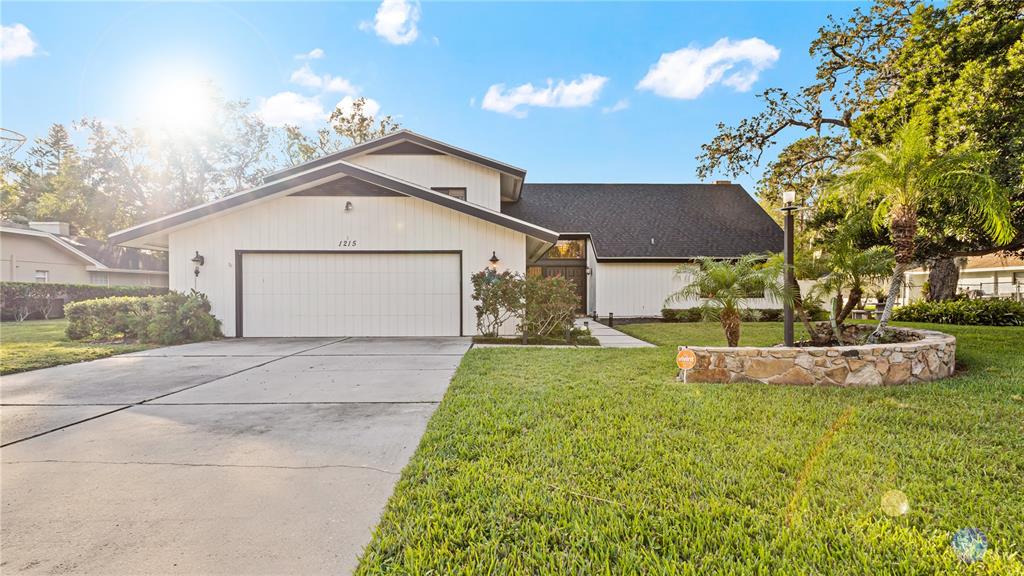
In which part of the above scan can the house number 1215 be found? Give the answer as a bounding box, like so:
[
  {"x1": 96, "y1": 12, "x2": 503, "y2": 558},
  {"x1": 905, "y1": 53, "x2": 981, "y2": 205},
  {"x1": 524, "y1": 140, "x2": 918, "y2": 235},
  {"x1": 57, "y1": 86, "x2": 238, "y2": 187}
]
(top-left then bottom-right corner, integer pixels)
[{"x1": 338, "y1": 238, "x2": 359, "y2": 247}]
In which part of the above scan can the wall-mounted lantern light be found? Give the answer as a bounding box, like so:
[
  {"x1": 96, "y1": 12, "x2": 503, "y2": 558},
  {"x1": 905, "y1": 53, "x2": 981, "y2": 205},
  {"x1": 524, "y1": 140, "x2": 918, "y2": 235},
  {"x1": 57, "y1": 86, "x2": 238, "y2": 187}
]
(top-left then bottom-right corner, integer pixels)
[
  {"x1": 191, "y1": 251, "x2": 205, "y2": 278},
  {"x1": 489, "y1": 251, "x2": 500, "y2": 269},
  {"x1": 345, "y1": 201, "x2": 354, "y2": 212},
  {"x1": 586, "y1": 266, "x2": 592, "y2": 276}
]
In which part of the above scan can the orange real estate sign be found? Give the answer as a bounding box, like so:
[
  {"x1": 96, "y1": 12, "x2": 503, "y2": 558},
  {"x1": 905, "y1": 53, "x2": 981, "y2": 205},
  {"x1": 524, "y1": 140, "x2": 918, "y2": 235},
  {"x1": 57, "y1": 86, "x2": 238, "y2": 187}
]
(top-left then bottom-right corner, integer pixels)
[{"x1": 676, "y1": 347, "x2": 696, "y2": 371}]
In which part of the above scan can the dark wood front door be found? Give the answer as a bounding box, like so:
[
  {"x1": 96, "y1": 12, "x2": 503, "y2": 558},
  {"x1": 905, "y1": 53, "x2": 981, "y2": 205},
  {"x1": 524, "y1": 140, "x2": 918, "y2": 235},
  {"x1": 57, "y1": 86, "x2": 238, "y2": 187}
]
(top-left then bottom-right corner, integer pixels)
[{"x1": 537, "y1": 266, "x2": 587, "y2": 314}]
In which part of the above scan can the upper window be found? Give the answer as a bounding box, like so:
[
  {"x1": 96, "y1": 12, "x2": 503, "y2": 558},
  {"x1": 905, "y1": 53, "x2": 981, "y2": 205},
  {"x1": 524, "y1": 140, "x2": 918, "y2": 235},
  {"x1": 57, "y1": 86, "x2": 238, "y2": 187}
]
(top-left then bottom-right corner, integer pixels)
[
  {"x1": 544, "y1": 240, "x2": 585, "y2": 260},
  {"x1": 431, "y1": 187, "x2": 467, "y2": 201},
  {"x1": 34, "y1": 270, "x2": 49, "y2": 283}
]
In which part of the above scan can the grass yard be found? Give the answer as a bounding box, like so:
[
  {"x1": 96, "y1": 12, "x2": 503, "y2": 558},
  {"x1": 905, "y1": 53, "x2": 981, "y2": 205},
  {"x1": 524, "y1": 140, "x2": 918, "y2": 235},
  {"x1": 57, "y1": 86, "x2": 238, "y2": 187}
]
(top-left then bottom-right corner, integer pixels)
[
  {"x1": 0, "y1": 319, "x2": 154, "y2": 375},
  {"x1": 357, "y1": 322, "x2": 1024, "y2": 574}
]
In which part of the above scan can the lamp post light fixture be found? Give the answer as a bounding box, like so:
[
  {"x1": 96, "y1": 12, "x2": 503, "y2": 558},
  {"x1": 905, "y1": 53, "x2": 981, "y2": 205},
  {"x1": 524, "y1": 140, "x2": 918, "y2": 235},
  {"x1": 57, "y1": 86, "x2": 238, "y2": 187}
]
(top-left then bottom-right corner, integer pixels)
[{"x1": 781, "y1": 190, "x2": 797, "y2": 347}]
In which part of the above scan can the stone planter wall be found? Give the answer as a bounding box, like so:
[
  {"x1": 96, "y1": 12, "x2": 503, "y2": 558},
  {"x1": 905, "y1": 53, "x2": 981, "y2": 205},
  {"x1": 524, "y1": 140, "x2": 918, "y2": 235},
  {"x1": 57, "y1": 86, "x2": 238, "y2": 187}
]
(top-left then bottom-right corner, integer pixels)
[{"x1": 680, "y1": 328, "x2": 955, "y2": 386}]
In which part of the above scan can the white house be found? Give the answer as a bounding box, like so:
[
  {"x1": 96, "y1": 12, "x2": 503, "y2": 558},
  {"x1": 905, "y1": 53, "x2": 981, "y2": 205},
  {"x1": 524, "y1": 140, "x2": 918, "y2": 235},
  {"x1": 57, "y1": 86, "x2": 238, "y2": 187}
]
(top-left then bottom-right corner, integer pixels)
[
  {"x1": 110, "y1": 131, "x2": 782, "y2": 337},
  {"x1": 903, "y1": 254, "x2": 1024, "y2": 302},
  {"x1": 2, "y1": 221, "x2": 168, "y2": 287}
]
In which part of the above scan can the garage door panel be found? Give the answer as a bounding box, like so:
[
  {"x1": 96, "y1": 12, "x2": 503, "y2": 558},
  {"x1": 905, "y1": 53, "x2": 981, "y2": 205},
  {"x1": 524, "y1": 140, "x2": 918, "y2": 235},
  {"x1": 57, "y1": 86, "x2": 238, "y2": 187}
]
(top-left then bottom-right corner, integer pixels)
[{"x1": 241, "y1": 252, "x2": 459, "y2": 337}]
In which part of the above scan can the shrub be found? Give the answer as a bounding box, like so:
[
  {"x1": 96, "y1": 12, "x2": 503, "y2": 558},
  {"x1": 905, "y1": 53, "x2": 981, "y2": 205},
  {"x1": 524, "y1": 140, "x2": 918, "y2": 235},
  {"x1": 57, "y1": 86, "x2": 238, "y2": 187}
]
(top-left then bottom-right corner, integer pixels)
[
  {"x1": 471, "y1": 269, "x2": 524, "y2": 337},
  {"x1": 65, "y1": 291, "x2": 221, "y2": 344},
  {"x1": 662, "y1": 308, "x2": 787, "y2": 322},
  {"x1": 661, "y1": 308, "x2": 703, "y2": 322},
  {"x1": 144, "y1": 291, "x2": 222, "y2": 344},
  {"x1": 1, "y1": 281, "x2": 167, "y2": 321},
  {"x1": 523, "y1": 274, "x2": 578, "y2": 338},
  {"x1": 893, "y1": 298, "x2": 1024, "y2": 326}
]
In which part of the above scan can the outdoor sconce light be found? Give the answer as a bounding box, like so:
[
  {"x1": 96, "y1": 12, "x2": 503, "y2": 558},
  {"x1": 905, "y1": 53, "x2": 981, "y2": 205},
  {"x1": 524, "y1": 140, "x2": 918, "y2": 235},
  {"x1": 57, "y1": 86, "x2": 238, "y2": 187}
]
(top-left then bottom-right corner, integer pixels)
[
  {"x1": 586, "y1": 266, "x2": 592, "y2": 276},
  {"x1": 191, "y1": 251, "x2": 205, "y2": 277},
  {"x1": 489, "y1": 251, "x2": 500, "y2": 269},
  {"x1": 345, "y1": 201, "x2": 353, "y2": 212}
]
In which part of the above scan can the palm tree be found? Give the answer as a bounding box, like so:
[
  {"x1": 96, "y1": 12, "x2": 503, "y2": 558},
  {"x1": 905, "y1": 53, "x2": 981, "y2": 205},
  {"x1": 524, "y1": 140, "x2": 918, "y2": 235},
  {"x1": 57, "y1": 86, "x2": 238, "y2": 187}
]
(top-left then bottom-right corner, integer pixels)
[
  {"x1": 666, "y1": 253, "x2": 789, "y2": 347},
  {"x1": 809, "y1": 244, "x2": 894, "y2": 342},
  {"x1": 829, "y1": 115, "x2": 1015, "y2": 342}
]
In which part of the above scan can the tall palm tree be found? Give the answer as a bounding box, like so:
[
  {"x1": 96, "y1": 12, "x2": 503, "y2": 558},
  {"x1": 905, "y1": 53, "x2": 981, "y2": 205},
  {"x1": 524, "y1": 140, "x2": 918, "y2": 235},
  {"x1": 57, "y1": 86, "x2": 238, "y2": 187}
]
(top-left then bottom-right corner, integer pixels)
[
  {"x1": 666, "y1": 253, "x2": 789, "y2": 347},
  {"x1": 830, "y1": 115, "x2": 1015, "y2": 342}
]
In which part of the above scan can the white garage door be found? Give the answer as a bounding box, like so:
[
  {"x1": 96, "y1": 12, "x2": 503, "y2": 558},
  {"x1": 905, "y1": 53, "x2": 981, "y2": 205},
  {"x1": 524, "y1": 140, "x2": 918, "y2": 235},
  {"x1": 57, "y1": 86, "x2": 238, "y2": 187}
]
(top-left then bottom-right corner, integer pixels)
[{"x1": 241, "y1": 252, "x2": 461, "y2": 337}]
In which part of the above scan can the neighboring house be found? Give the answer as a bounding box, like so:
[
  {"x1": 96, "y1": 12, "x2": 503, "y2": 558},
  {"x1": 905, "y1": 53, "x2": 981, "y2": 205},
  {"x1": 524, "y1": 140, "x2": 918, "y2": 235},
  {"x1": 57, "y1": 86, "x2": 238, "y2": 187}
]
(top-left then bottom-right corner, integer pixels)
[
  {"x1": 1, "y1": 221, "x2": 169, "y2": 287},
  {"x1": 110, "y1": 130, "x2": 781, "y2": 337},
  {"x1": 903, "y1": 254, "x2": 1024, "y2": 302}
]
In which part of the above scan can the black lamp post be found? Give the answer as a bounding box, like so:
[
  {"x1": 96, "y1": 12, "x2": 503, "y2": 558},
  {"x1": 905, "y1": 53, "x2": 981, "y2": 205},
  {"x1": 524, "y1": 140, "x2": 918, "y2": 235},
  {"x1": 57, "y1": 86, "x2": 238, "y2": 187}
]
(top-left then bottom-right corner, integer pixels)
[{"x1": 781, "y1": 190, "x2": 797, "y2": 346}]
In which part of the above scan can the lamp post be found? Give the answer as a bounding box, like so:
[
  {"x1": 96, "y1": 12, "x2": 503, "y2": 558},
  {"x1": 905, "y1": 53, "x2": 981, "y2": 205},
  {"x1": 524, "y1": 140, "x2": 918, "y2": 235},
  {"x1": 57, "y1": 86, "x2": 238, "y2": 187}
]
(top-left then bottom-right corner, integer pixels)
[{"x1": 781, "y1": 190, "x2": 797, "y2": 346}]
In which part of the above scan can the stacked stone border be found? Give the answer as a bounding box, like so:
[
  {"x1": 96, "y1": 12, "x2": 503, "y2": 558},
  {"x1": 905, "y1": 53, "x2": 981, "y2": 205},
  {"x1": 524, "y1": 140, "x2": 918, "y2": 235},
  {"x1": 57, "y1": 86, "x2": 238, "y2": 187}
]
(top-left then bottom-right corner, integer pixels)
[{"x1": 679, "y1": 327, "x2": 956, "y2": 386}]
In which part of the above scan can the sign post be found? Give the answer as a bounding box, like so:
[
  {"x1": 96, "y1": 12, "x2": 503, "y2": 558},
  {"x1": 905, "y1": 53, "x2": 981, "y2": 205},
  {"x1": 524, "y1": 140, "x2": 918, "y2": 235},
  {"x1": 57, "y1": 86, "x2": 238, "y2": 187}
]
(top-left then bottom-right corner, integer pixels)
[{"x1": 676, "y1": 347, "x2": 697, "y2": 383}]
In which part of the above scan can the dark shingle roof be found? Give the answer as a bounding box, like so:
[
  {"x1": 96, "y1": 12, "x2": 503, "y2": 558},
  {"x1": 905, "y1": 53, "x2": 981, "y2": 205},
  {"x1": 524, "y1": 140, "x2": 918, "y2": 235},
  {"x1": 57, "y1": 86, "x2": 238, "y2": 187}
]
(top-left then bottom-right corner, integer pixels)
[
  {"x1": 58, "y1": 235, "x2": 168, "y2": 271},
  {"x1": 503, "y1": 183, "x2": 782, "y2": 259}
]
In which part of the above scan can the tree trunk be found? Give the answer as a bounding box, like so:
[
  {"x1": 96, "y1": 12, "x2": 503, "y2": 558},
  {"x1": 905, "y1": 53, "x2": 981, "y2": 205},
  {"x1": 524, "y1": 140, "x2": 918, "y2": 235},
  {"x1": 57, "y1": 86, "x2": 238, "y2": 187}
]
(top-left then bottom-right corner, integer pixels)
[
  {"x1": 721, "y1": 308, "x2": 741, "y2": 347},
  {"x1": 871, "y1": 207, "x2": 917, "y2": 343},
  {"x1": 792, "y1": 282, "x2": 827, "y2": 345},
  {"x1": 869, "y1": 262, "x2": 908, "y2": 343},
  {"x1": 837, "y1": 286, "x2": 862, "y2": 326},
  {"x1": 926, "y1": 257, "x2": 959, "y2": 301}
]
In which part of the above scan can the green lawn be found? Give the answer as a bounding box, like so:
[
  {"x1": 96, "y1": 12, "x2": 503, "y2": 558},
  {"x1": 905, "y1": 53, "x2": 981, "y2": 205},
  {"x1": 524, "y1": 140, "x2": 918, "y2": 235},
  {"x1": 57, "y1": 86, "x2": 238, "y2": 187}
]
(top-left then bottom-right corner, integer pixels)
[
  {"x1": 0, "y1": 319, "x2": 154, "y2": 375},
  {"x1": 357, "y1": 322, "x2": 1024, "y2": 574}
]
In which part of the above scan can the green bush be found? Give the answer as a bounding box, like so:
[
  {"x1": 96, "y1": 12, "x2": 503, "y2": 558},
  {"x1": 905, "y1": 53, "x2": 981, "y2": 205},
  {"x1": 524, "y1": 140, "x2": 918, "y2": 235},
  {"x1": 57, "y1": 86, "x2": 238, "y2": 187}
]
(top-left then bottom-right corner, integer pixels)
[
  {"x1": 893, "y1": 298, "x2": 1024, "y2": 326},
  {"x1": 523, "y1": 274, "x2": 578, "y2": 338},
  {"x1": 662, "y1": 308, "x2": 787, "y2": 322},
  {"x1": 1, "y1": 281, "x2": 167, "y2": 321},
  {"x1": 471, "y1": 269, "x2": 524, "y2": 337},
  {"x1": 661, "y1": 308, "x2": 704, "y2": 322},
  {"x1": 65, "y1": 291, "x2": 221, "y2": 344},
  {"x1": 144, "y1": 291, "x2": 221, "y2": 345}
]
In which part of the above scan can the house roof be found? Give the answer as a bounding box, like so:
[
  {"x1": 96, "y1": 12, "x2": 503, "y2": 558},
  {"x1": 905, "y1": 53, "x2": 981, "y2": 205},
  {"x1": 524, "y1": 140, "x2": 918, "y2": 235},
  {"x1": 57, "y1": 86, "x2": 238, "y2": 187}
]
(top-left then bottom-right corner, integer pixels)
[
  {"x1": 0, "y1": 222, "x2": 167, "y2": 272},
  {"x1": 503, "y1": 183, "x2": 783, "y2": 260},
  {"x1": 262, "y1": 129, "x2": 527, "y2": 185},
  {"x1": 109, "y1": 156, "x2": 558, "y2": 247}
]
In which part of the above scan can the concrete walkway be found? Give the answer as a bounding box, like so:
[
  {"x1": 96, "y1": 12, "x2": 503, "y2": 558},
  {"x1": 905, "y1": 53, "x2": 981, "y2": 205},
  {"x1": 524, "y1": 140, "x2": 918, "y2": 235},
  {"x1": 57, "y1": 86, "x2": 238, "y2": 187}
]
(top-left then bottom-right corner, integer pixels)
[
  {"x1": 575, "y1": 318, "x2": 655, "y2": 348},
  {"x1": 1, "y1": 337, "x2": 470, "y2": 575}
]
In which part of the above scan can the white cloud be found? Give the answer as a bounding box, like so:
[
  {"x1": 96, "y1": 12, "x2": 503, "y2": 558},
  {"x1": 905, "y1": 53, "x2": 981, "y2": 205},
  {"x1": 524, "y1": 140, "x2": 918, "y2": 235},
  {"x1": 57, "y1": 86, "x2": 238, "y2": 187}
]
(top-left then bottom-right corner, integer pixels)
[
  {"x1": 296, "y1": 48, "x2": 324, "y2": 60},
  {"x1": 481, "y1": 74, "x2": 609, "y2": 118},
  {"x1": 289, "y1": 63, "x2": 357, "y2": 94},
  {"x1": 290, "y1": 64, "x2": 324, "y2": 89},
  {"x1": 636, "y1": 37, "x2": 779, "y2": 99},
  {"x1": 1, "y1": 23, "x2": 40, "y2": 63},
  {"x1": 257, "y1": 92, "x2": 326, "y2": 126},
  {"x1": 333, "y1": 95, "x2": 381, "y2": 118},
  {"x1": 364, "y1": 0, "x2": 420, "y2": 45},
  {"x1": 602, "y1": 98, "x2": 630, "y2": 114}
]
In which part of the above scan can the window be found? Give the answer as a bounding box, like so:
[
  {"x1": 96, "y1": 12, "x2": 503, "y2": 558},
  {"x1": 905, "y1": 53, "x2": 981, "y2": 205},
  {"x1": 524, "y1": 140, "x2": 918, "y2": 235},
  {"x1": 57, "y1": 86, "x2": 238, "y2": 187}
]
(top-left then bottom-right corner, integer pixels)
[
  {"x1": 34, "y1": 270, "x2": 49, "y2": 283},
  {"x1": 544, "y1": 240, "x2": 585, "y2": 260},
  {"x1": 431, "y1": 187, "x2": 467, "y2": 201}
]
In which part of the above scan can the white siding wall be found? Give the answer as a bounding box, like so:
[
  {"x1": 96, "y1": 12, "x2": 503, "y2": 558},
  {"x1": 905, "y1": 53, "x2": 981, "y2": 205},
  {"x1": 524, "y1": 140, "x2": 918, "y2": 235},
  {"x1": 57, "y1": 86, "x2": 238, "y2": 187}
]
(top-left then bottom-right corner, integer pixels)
[
  {"x1": 168, "y1": 195, "x2": 526, "y2": 336},
  {"x1": 348, "y1": 153, "x2": 503, "y2": 211},
  {"x1": 595, "y1": 262, "x2": 781, "y2": 317}
]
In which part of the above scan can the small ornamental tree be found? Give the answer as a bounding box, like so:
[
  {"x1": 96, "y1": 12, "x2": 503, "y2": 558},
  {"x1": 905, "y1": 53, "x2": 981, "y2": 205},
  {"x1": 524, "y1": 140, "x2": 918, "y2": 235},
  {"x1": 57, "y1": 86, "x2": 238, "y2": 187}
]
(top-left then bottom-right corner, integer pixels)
[
  {"x1": 665, "y1": 254, "x2": 789, "y2": 347},
  {"x1": 470, "y1": 269, "x2": 524, "y2": 337}
]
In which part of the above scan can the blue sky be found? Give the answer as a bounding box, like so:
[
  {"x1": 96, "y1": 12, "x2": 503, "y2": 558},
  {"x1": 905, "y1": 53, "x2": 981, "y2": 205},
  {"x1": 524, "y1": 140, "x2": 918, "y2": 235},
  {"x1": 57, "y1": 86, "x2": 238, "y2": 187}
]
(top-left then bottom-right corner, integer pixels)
[{"x1": 1, "y1": 1, "x2": 855, "y2": 191}]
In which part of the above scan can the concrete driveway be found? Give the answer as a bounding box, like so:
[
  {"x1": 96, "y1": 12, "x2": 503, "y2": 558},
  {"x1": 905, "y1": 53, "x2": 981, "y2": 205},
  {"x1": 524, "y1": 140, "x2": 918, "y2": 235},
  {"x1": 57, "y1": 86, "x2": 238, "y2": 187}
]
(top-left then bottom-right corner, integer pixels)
[{"x1": 0, "y1": 336, "x2": 470, "y2": 575}]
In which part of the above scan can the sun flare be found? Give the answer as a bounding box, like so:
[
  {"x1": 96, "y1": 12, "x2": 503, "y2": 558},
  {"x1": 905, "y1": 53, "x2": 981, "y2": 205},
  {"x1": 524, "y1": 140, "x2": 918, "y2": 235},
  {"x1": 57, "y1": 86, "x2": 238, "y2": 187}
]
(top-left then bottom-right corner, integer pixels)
[{"x1": 141, "y1": 72, "x2": 218, "y2": 137}]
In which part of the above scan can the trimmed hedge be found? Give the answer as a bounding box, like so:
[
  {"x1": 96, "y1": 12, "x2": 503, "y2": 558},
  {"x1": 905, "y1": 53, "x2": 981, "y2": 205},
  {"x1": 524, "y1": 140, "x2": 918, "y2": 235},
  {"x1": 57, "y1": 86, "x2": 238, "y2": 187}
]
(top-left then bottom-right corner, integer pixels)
[
  {"x1": 1, "y1": 281, "x2": 167, "y2": 321},
  {"x1": 893, "y1": 298, "x2": 1024, "y2": 326},
  {"x1": 662, "y1": 308, "x2": 787, "y2": 323},
  {"x1": 65, "y1": 291, "x2": 221, "y2": 344}
]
